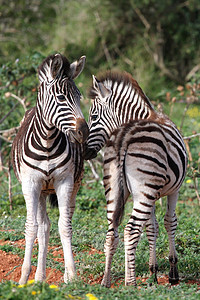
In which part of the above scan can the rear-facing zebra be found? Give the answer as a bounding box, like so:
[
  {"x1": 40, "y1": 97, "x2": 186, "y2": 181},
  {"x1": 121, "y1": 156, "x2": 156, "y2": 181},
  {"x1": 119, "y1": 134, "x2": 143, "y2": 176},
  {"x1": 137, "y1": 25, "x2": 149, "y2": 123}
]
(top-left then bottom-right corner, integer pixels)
[
  {"x1": 12, "y1": 53, "x2": 89, "y2": 284},
  {"x1": 84, "y1": 71, "x2": 187, "y2": 287}
]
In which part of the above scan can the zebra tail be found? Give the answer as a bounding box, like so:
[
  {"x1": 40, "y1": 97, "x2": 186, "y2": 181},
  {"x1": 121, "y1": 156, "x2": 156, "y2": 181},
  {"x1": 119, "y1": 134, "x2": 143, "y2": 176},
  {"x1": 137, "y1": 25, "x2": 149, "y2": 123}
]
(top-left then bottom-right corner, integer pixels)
[
  {"x1": 112, "y1": 185, "x2": 125, "y2": 228},
  {"x1": 112, "y1": 150, "x2": 126, "y2": 228},
  {"x1": 48, "y1": 194, "x2": 58, "y2": 207}
]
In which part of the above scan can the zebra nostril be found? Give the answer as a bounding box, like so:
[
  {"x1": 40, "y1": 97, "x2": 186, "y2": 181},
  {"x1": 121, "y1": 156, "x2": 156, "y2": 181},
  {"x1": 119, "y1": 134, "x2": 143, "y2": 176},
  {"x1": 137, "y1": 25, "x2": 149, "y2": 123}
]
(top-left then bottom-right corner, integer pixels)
[
  {"x1": 76, "y1": 118, "x2": 89, "y2": 143},
  {"x1": 77, "y1": 130, "x2": 83, "y2": 137}
]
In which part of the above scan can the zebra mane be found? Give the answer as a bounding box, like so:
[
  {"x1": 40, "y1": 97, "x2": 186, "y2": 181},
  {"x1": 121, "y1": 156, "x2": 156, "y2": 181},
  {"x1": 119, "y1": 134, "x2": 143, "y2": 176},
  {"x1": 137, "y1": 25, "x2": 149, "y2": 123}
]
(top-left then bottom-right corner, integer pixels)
[
  {"x1": 89, "y1": 70, "x2": 154, "y2": 109},
  {"x1": 38, "y1": 53, "x2": 71, "y2": 83}
]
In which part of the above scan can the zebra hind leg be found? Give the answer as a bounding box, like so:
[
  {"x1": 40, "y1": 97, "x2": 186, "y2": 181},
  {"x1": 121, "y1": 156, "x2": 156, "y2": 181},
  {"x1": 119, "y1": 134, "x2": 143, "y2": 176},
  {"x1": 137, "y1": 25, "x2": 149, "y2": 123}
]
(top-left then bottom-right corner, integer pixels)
[
  {"x1": 124, "y1": 218, "x2": 142, "y2": 286},
  {"x1": 145, "y1": 204, "x2": 159, "y2": 285},
  {"x1": 164, "y1": 191, "x2": 179, "y2": 284},
  {"x1": 124, "y1": 195, "x2": 155, "y2": 286}
]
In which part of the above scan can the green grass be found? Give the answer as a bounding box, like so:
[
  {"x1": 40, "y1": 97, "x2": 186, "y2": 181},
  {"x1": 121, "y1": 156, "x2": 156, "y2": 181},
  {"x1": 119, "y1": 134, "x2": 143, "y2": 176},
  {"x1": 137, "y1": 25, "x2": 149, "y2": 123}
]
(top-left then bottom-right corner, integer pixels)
[
  {"x1": 0, "y1": 177, "x2": 200, "y2": 299},
  {"x1": 0, "y1": 91, "x2": 200, "y2": 298},
  {"x1": 0, "y1": 280, "x2": 200, "y2": 300}
]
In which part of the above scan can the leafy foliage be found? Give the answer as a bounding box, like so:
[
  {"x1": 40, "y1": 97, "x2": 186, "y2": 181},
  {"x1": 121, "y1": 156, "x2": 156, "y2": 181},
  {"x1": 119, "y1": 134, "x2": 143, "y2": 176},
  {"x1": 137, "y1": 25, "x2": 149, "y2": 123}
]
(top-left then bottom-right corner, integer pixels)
[
  {"x1": 1, "y1": 1, "x2": 200, "y2": 92},
  {"x1": 0, "y1": 52, "x2": 44, "y2": 126}
]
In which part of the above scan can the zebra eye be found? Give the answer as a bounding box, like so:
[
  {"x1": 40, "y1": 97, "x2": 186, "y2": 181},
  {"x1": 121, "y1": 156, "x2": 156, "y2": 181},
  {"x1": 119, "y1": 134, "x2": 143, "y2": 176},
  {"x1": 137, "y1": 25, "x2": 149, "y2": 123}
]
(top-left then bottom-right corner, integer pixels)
[
  {"x1": 91, "y1": 114, "x2": 98, "y2": 121},
  {"x1": 57, "y1": 95, "x2": 65, "y2": 101}
]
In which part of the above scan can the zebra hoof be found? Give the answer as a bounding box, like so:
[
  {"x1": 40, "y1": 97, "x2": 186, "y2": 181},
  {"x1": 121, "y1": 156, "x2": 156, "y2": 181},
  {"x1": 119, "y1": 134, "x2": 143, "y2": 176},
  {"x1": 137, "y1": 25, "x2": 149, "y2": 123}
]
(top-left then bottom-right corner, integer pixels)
[
  {"x1": 169, "y1": 277, "x2": 179, "y2": 285},
  {"x1": 169, "y1": 265, "x2": 179, "y2": 285},
  {"x1": 149, "y1": 265, "x2": 158, "y2": 284}
]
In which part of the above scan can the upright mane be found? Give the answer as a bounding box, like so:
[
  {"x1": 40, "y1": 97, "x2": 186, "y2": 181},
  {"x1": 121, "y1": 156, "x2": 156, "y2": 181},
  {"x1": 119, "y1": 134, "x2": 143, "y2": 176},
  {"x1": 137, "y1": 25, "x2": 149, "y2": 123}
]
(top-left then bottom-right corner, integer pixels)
[
  {"x1": 89, "y1": 70, "x2": 154, "y2": 109},
  {"x1": 38, "y1": 53, "x2": 71, "y2": 83}
]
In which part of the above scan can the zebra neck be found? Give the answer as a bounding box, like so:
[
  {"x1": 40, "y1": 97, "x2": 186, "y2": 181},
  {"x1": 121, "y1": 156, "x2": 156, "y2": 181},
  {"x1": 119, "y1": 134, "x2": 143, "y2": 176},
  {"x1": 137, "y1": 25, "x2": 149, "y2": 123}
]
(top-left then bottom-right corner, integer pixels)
[
  {"x1": 32, "y1": 106, "x2": 61, "y2": 150},
  {"x1": 114, "y1": 96, "x2": 153, "y2": 126}
]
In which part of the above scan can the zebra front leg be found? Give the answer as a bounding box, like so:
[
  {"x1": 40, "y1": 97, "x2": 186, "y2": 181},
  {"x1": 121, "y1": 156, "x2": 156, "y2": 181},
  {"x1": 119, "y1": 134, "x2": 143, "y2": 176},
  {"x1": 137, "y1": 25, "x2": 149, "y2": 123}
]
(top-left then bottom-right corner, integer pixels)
[
  {"x1": 101, "y1": 226, "x2": 119, "y2": 288},
  {"x1": 102, "y1": 193, "x2": 129, "y2": 288},
  {"x1": 19, "y1": 182, "x2": 41, "y2": 285},
  {"x1": 101, "y1": 145, "x2": 129, "y2": 288},
  {"x1": 56, "y1": 178, "x2": 79, "y2": 283},
  {"x1": 35, "y1": 194, "x2": 50, "y2": 282},
  {"x1": 145, "y1": 205, "x2": 159, "y2": 284},
  {"x1": 164, "y1": 191, "x2": 179, "y2": 284},
  {"x1": 101, "y1": 184, "x2": 121, "y2": 287},
  {"x1": 58, "y1": 207, "x2": 75, "y2": 283}
]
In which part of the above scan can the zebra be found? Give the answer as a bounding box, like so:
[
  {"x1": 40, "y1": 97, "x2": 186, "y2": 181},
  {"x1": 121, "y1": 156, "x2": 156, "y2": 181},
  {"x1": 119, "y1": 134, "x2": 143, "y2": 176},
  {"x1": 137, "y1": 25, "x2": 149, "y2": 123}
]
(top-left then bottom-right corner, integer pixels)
[
  {"x1": 84, "y1": 71, "x2": 187, "y2": 287},
  {"x1": 11, "y1": 53, "x2": 89, "y2": 285}
]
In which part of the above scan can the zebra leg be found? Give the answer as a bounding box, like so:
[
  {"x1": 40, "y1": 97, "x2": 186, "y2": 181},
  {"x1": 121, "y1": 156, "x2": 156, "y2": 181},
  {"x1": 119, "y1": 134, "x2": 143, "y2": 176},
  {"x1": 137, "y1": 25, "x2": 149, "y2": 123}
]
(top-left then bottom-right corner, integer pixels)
[
  {"x1": 145, "y1": 205, "x2": 159, "y2": 284},
  {"x1": 55, "y1": 177, "x2": 81, "y2": 283},
  {"x1": 124, "y1": 197, "x2": 154, "y2": 286},
  {"x1": 102, "y1": 190, "x2": 129, "y2": 288},
  {"x1": 164, "y1": 191, "x2": 179, "y2": 284},
  {"x1": 19, "y1": 181, "x2": 41, "y2": 285},
  {"x1": 101, "y1": 145, "x2": 130, "y2": 288},
  {"x1": 35, "y1": 193, "x2": 50, "y2": 282},
  {"x1": 101, "y1": 225, "x2": 119, "y2": 288}
]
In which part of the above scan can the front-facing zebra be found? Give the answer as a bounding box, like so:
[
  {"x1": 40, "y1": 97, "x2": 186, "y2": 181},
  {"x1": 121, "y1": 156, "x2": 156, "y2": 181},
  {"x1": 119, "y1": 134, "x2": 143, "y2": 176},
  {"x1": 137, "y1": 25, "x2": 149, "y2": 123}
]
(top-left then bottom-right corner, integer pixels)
[
  {"x1": 12, "y1": 53, "x2": 89, "y2": 284},
  {"x1": 85, "y1": 71, "x2": 187, "y2": 287}
]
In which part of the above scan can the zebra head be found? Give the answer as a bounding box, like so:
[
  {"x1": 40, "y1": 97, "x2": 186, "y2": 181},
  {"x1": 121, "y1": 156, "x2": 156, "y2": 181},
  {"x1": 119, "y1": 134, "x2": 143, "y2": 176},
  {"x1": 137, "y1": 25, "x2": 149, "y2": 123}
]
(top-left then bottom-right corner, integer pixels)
[
  {"x1": 84, "y1": 75, "x2": 113, "y2": 159},
  {"x1": 37, "y1": 53, "x2": 89, "y2": 144}
]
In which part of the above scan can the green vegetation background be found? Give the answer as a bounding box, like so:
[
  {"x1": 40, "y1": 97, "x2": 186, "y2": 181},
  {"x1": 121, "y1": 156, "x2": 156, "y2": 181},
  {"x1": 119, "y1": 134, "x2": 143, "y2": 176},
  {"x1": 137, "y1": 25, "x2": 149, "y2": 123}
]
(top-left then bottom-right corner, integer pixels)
[{"x1": 0, "y1": 1, "x2": 200, "y2": 299}]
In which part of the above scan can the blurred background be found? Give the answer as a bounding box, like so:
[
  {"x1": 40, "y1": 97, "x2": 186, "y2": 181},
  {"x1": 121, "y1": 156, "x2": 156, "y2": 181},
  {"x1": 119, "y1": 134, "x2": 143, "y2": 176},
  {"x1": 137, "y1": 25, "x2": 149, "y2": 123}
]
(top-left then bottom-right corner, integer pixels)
[
  {"x1": 1, "y1": 0, "x2": 200, "y2": 95},
  {"x1": 0, "y1": 0, "x2": 200, "y2": 206}
]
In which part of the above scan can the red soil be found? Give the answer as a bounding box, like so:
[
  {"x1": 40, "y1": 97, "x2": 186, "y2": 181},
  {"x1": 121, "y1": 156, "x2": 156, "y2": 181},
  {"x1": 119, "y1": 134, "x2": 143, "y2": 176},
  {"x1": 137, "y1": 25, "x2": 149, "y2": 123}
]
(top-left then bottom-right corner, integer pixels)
[{"x1": 0, "y1": 239, "x2": 199, "y2": 288}]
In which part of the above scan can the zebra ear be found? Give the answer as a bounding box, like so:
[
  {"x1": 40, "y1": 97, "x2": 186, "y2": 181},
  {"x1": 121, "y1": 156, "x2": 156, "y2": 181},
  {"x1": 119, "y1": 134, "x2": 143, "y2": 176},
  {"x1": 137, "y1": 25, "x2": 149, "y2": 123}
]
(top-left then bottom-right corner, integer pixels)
[
  {"x1": 92, "y1": 75, "x2": 111, "y2": 100},
  {"x1": 69, "y1": 56, "x2": 86, "y2": 79},
  {"x1": 51, "y1": 54, "x2": 64, "y2": 79}
]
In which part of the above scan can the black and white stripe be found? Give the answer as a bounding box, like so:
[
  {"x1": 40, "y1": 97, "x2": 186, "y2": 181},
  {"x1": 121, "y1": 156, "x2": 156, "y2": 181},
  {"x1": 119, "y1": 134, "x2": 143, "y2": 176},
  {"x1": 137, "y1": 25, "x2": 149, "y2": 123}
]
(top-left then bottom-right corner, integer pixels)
[
  {"x1": 85, "y1": 71, "x2": 187, "y2": 287},
  {"x1": 11, "y1": 53, "x2": 89, "y2": 284}
]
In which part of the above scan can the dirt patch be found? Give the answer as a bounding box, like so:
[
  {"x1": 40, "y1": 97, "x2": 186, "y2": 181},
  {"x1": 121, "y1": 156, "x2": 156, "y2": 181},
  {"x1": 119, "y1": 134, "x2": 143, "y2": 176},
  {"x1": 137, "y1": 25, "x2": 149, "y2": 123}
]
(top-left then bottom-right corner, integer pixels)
[
  {"x1": 0, "y1": 250, "x2": 63, "y2": 285},
  {"x1": 0, "y1": 238, "x2": 65, "y2": 284},
  {"x1": 0, "y1": 238, "x2": 199, "y2": 288},
  {"x1": 0, "y1": 238, "x2": 25, "y2": 249},
  {"x1": 88, "y1": 247, "x2": 104, "y2": 256}
]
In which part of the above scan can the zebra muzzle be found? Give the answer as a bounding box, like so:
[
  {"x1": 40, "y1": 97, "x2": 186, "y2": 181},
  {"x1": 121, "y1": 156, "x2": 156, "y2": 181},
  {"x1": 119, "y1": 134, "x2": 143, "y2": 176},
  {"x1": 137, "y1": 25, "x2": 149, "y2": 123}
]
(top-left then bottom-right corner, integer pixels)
[{"x1": 70, "y1": 118, "x2": 89, "y2": 144}]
